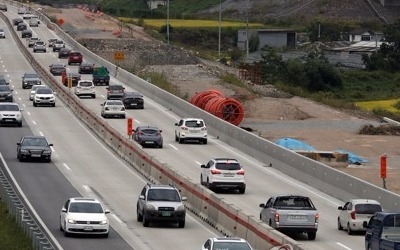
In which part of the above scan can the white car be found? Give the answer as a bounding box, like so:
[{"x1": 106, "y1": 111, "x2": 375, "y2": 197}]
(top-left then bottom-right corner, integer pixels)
[
  {"x1": 29, "y1": 85, "x2": 47, "y2": 101},
  {"x1": 33, "y1": 87, "x2": 55, "y2": 107},
  {"x1": 338, "y1": 199, "x2": 383, "y2": 234},
  {"x1": 29, "y1": 17, "x2": 39, "y2": 27},
  {"x1": 0, "y1": 28, "x2": 5, "y2": 39},
  {"x1": 101, "y1": 100, "x2": 125, "y2": 118},
  {"x1": 17, "y1": 7, "x2": 26, "y2": 14},
  {"x1": 75, "y1": 80, "x2": 95, "y2": 98},
  {"x1": 201, "y1": 237, "x2": 254, "y2": 250},
  {"x1": 174, "y1": 118, "x2": 207, "y2": 144},
  {"x1": 0, "y1": 102, "x2": 23, "y2": 127},
  {"x1": 59, "y1": 197, "x2": 110, "y2": 237},
  {"x1": 200, "y1": 158, "x2": 246, "y2": 194},
  {"x1": 33, "y1": 41, "x2": 46, "y2": 52}
]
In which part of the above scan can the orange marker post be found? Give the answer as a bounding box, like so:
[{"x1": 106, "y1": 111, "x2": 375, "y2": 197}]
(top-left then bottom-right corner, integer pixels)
[
  {"x1": 380, "y1": 154, "x2": 387, "y2": 189},
  {"x1": 127, "y1": 118, "x2": 133, "y2": 138}
]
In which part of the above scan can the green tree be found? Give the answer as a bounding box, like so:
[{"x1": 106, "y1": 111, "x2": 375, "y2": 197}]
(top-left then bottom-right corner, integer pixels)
[
  {"x1": 260, "y1": 49, "x2": 285, "y2": 84},
  {"x1": 304, "y1": 53, "x2": 342, "y2": 91}
]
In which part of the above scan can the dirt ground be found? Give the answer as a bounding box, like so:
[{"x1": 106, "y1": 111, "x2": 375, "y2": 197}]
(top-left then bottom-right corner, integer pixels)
[{"x1": 42, "y1": 6, "x2": 400, "y2": 194}]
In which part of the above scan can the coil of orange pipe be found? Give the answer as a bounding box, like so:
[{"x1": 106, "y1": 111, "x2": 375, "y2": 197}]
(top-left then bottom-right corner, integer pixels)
[{"x1": 190, "y1": 90, "x2": 244, "y2": 126}]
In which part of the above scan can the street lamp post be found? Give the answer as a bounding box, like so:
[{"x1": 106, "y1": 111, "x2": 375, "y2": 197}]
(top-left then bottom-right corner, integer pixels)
[
  {"x1": 167, "y1": 0, "x2": 170, "y2": 44},
  {"x1": 218, "y1": 0, "x2": 221, "y2": 58}
]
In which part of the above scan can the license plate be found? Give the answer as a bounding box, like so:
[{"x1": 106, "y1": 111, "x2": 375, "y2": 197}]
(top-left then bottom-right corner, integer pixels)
[
  {"x1": 290, "y1": 215, "x2": 305, "y2": 220},
  {"x1": 145, "y1": 141, "x2": 154, "y2": 144},
  {"x1": 4, "y1": 119, "x2": 13, "y2": 121},
  {"x1": 83, "y1": 226, "x2": 93, "y2": 231},
  {"x1": 130, "y1": 103, "x2": 137, "y2": 106},
  {"x1": 189, "y1": 130, "x2": 199, "y2": 133},
  {"x1": 161, "y1": 211, "x2": 171, "y2": 217},
  {"x1": 31, "y1": 154, "x2": 41, "y2": 157},
  {"x1": 223, "y1": 173, "x2": 234, "y2": 177},
  {"x1": 0, "y1": 97, "x2": 5, "y2": 100}
]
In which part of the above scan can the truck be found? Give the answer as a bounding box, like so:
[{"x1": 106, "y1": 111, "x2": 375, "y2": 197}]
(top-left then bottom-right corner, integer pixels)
[
  {"x1": 364, "y1": 212, "x2": 400, "y2": 250},
  {"x1": 259, "y1": 195, "x2": 319, "y2": 240},
  {"x1": 92, "y1": 66, "x2": 110, "y2": 86}
]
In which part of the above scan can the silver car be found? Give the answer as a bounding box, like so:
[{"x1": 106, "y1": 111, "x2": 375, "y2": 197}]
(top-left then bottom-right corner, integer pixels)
[
  {"x1": 133, "y1": 126, "x2": 163, "y2": 148},
  {"x1": 29, "y1": 85, "x2": 47, "y2": 101},
  {"x1": 0, "y1": 102, "x2": 23, "y2": 127},
  {"x1": 201, "y1": 237, "x2": 254, "y2": 250},
  {"x1": 100, "y1": 100, "x2": 125, "y2": 118}
]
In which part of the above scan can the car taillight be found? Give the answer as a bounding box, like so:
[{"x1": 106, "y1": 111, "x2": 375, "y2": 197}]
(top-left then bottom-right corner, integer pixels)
[
  {"x1": 105, "y1": 107, "x2": 109, "y2": 110},
  {"x1": 350, "y1": 211, "x2": 356, "y2": 220},
  {"x1": 237, "y1": 170, "x2": 245, "y2": 175},
  {"x1": 137, "y1": 132, "x2": 143, "y2": 135},
  {"x1": 211, "y1": 169, "x2": 221, "y2": 175},
  {"x1": 181, "y1": 126, "x2": 188, "y2": 131},
  {"x1": 156, "y1": 132, "x2": 161, "y2": 136},
  {"x1": 315, "y1": 213, "x2": 319, "y2": 222},
  {"x1": 274, "y1": 213, "x2": 279, "y2": 222}
]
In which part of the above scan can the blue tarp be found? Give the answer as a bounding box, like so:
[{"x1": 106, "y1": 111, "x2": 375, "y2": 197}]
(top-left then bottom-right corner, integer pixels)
[
  {"x1": 335, "y1": 149, "x2": 369, "y2": 165},
  {"x1": 275, "y1": 138, "x2": 315, "y2": 151}
]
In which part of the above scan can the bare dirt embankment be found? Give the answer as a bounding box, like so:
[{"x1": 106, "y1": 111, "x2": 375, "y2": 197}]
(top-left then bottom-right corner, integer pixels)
[{"x1": 43, "y1": 6, "x2": 400, "y2": 193}]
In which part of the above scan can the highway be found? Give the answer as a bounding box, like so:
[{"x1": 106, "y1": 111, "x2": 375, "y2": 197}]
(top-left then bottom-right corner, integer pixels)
[{"x1": 1, "y1": 4, "x2": 367, "y2": 250}]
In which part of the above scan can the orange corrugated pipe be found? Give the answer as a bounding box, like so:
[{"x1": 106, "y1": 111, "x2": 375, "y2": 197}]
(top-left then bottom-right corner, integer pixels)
[{"x1": 190, "y1": 90, "x2": 244, "y2": 126}]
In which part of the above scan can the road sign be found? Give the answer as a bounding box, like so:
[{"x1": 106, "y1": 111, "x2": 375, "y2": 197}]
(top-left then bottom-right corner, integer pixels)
[{"x1": 114, "y1": 51, "x2": 124, "y2": 61}]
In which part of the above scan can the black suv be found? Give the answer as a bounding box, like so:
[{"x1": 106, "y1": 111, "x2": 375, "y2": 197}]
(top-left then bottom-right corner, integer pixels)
[
  {"x1": 121, "y1": 92, "x2": 144, "y2": 109},
  {"x1": 22, "y1": 72, "x2": 41, "y2": 89},
  {"x1": 0, "y1": 85, "x2": 13, "y2": 102},
  {"x1": 136, "y1": 184, "x2": 187, "y2": 228}
]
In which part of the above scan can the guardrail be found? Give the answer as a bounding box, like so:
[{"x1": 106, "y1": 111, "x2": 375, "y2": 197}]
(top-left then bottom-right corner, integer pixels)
[{"x1": 6, "y1": 3, "x2": 400, "y2": 250}]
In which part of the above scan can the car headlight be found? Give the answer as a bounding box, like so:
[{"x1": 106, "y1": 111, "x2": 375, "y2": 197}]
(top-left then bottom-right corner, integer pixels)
[
  {"x1": 177, "y1": 205, "x2": 185, "y2": 211},
  {"x1": 145, "y1": 204, "x2": 155, "y2": 210},
  {"x1": 67, "y1": 219, "x2": 76, "y2": 224},
  {"x1": 6, "y1": 93, "x2": 11, "y2": 97},
  {"x1": 16, "y1": 114, "x2": 21, "y2": 118},
  {"x1": 20, "y1": 149, "x2": 29, "y2": 153},
  {"x1": 43, "y1": 150, "x2": 51, "y2": 154},
  {"x1": 100, "y1": 219, "x2": 108, "y2": 225}
]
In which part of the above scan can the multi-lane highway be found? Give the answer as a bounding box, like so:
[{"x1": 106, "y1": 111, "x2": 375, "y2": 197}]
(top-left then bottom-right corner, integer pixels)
[{"x1": 0, "y1": 4, "x2": 368, "y2": 250}]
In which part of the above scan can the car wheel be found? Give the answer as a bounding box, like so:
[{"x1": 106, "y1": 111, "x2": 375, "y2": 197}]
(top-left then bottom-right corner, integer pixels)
[
  {"x1": 238, "y1": 187, "x2": 245, "y2": 194},
  {"x1": 175, "y1": 133, "x2": 178, "y2": 142},
  {"x1": 307, "y1": 231, "x2": 316, "y2": 240},
  {"x1": 203, "y1": 139, "x2": 207, "y2": 144},
  {"x1": 337, "y1": 217, "x2": 343, "y2": 230},
  {"x1": 92, "y1": 94, "x2": 96, "y2": 98},
  {"x1": 46, "y1": 157, "x2": 51, "y2": 163},
  {"x1": 200, "y1": 174, "x2": 204, "y2": 185},
  {"x1": 347, "y1": 223, "x2": 353, "y2": 235},
  {"x1": 52, "y1": 103, "x2": 55, "y2": 107},
  {"x1": 33, "y1": 102, "x2": 37, "y2": 107},
  {"x1": 59, "y1": 218, "x2": 64, "y2": 231},
  {"x1": 18, "y1": 155, "x2": 24, "y2": 162},
  {"x1": 18, "y1": 122, "x2": 22, "y2": 127},
  {"x1": 178, "y1": 137, "x2": 184, "y2": 144},
  {"x1": 121, "y1": 115, "x2": 126, "y2": 119},
  {"x1": 159, "y1": 143, "x2": 163, "y2": 148},
  {"x1": 68, "y1": 62, "x2": 71, "y2": 65},
  {"x1": 103, "y1": 233, "x2": 109, "y2": 238},
  {"x1": 64, "y1": 222, "x2": 69, "y2": 237},
  {"x1": 143, "y1": 214, "x2": 149, "y2": 227},
  {"x1": 178, "y1": 220, "x2": 185, "y2": 228},
  {"x1": 137, "y1": 207, "x2": 143, "y2": 222}
]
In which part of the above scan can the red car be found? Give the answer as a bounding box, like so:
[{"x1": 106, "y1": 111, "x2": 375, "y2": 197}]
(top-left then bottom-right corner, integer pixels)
[{"x1": 67, "y1": 51, "x2": 83, "y2": 65}]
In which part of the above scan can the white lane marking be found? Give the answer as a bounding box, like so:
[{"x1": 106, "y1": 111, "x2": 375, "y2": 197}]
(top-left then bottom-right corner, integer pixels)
[
  {"x1": 134, "y1": 119, "x2": 140, "y2": 124},
  {"x1": 100, "y1": 94, "x2": 105, "y2": 98},
  {"x1": 22, "y1": 103, "x2": 26, "y2": 108},
  {"x1": 63, "y1": 163, "x2": 71, "y2": 171},
  {"x1": 211, "y1": 139, "x2": 342, "y2": 206},
  {"x1": 32, "y1": 120, "x2": 36, "y2": 125},
  {"x1": 26, "y1": 111, "x2": 31, "y2": 116},
  {"x1": 39, "y1": 131, "x2": 44, "y2": 136},
  {"x1": 195, "y1": 161, "x2": 202, "y2": 165},
  {"x1": 111, "y1": 214, "x2": 127, "y2": 226},
  {"x1": 336, "y1": 242, "x2": 352, "y2": 250},
  {"x1": 83, "y1": 185, "x2": 92, "y2": 192},
  {"x1": 169, "y1": 144, "x2": 178, "y2": 150},
  {"x1": 50, "y1": 147, "x2": 55, "y2": 152}
]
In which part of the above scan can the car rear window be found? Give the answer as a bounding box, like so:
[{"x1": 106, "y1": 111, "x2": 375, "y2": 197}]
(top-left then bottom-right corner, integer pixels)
[
  {"x1": 70, "y1": 52, "x2": 81, "y2": 56},
  {"x1": 355, "y1": 204, "x2": 382, "y2": 214},
  {"x1": 185, "y1": 120, "x2": 204, "y2": 127},
  {"x1": 141, "y1": 129, "x2": 159, "y2": 135},
  {"x1": 79, "y1": 81, "x2": 92, "y2": 87},
  {"x1": 275, "y1": 196, "x2": 313, "y2": 208},
  {"x1": 215, "y1": 162, "x2": 241, "y2": 170}
]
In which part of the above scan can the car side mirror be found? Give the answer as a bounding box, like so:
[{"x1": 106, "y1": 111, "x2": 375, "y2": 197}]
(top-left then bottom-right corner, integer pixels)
[
  {"x1": 181, "y1": 197, "x2": 187, "y2": 201},
  {"x1": 175, "y1": 123, "x2": 178, "y2": 126},
  {"x1": 49, "y1": 143, "x2": 53, "y2": 147},
  {"x1": 104, "y1": 209, "x2": 110, "y2": 214},
  {"x1": 259, "y1": 203, "x2": 265, "y2": 208},
  {"x1": 61, "y1": 208, "x2": 67, "y2": 213},
  {"x1": 17, "y1": 142, "x2": 21, "y2": 146},
  {"x1": 200, "y1": 164, "x2": 207, "y2": 168},
  {"x1": 363, "y1": 221, "x2": 368, "y2": 228},
  {"x1": 338, "y1": 206, "x2": 343, "y2": 210},
  {"x1": 139, "y1": 195, "x2": 145, "y2": 200},
  {"x1": 101, "y1": 104, "x2": 104, "y2": 106}
]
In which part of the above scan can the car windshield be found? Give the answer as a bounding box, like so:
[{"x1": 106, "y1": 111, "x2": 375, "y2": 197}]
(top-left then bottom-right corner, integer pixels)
[
  {"x1": 212, "y1": 242, "x2": 252, "y2": 250},
  {"x1": 147, "y1": 189, "x2": 180, "y2": 202},
  {"x1": 0, "y1": 104, "x2": 19, "y2": 111},
  {"x1": 0, "y1": 86, "x2": 10, "y2": 91},
  {"x1": 25, "y1": 73, "x2": 38, "y2": 78},
  {"x1": 215, "y1": 162, "x2": 241, "y2": 171},
  {"x1": 355, "y1": 204, "x2": 382, "y2": 214},
  {"x1": 185, "y1": 120, "x2": 204, "y2": 127},
  {"x1": 68, "y1": 202, "x2": 104, "y2": 213},
  {"x1": 36, "y1": 88, "x2": 52, "y2": 94},
  {"x1": 22, "y1": 138, "x2": 48, "y2": 146}
]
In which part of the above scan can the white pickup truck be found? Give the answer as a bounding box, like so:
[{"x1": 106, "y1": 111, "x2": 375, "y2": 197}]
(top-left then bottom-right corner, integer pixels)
[{"x1": 259, "y1": 195, "x2": 319, "y2": 240}]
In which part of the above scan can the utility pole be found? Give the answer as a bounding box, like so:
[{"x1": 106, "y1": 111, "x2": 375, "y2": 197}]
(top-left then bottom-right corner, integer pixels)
[
  {"x1": 246, "y1": 6, "x2": 249, "y2": 59},
  {"x1": 218, "y1": 0, "x2": 221, "y2": 58},
  {"x1": 167, "y1": 0, "x2": 170, "y2": 44}
]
